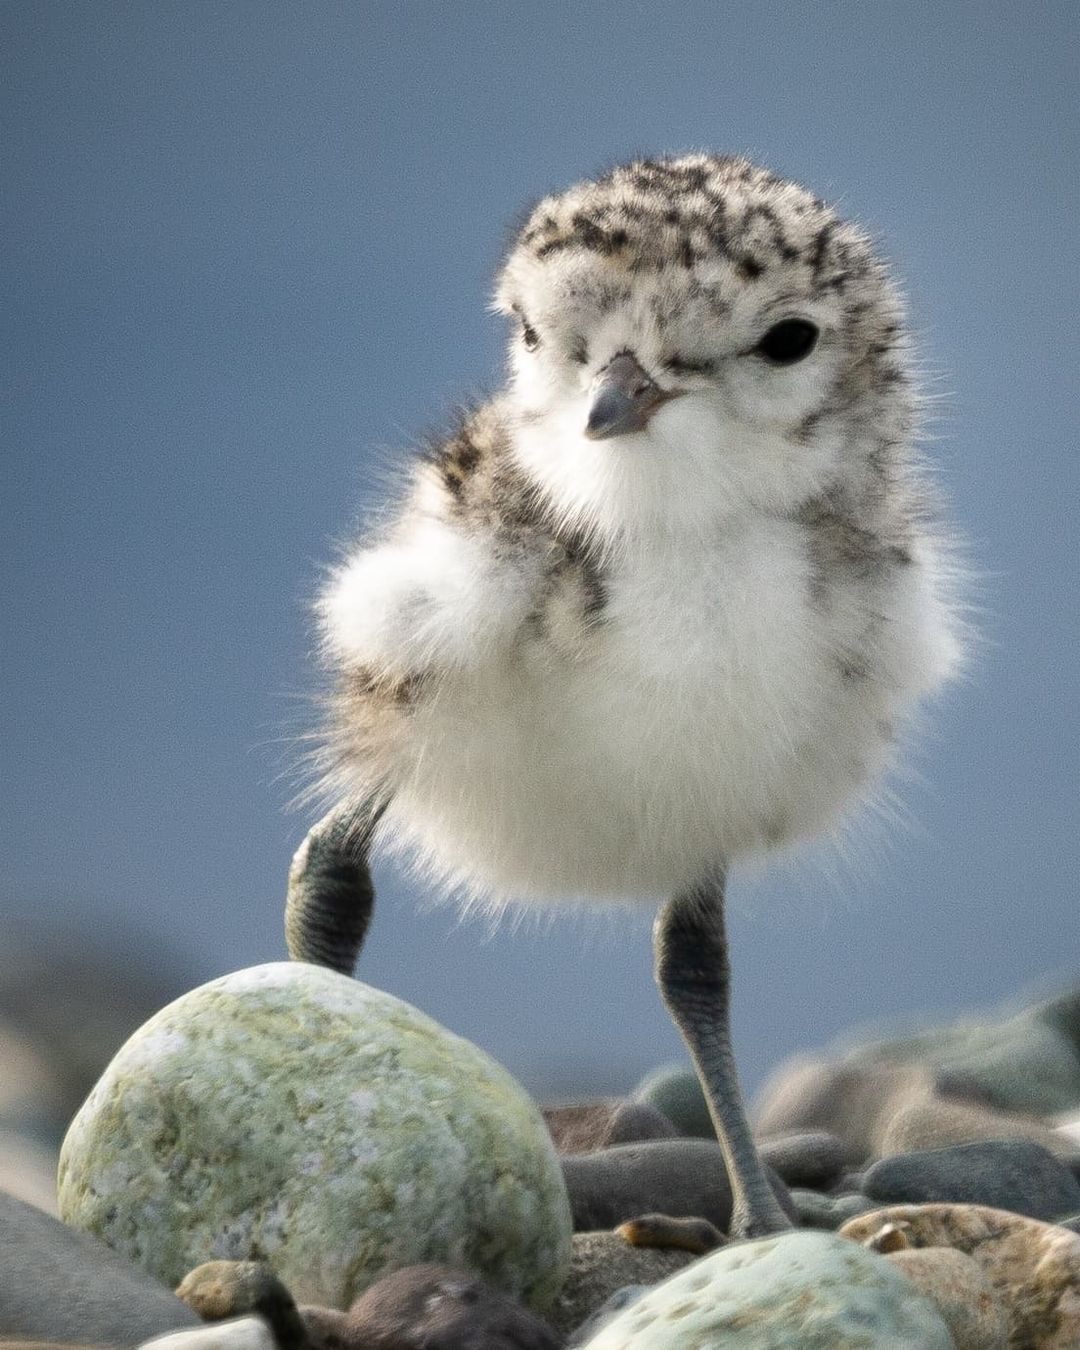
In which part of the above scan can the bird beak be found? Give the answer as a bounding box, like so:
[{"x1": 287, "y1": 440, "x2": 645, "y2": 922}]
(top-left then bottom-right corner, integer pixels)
[{"x1": 584, "y1": 352, "x2": 677, "y2": 440}]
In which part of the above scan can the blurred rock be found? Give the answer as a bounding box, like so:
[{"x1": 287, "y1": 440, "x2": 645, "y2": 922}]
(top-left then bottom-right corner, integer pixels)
[
  {"x1": 631, "y1": 1065, "x2": 712, "y2": 1138},
  {"x1": 138, "y1": 1319, "x2": 275, "y2": 1350},
  {"x1": 575, "y1": 1230, "x2": 953, "y2": 1348},
  {"x1": 840, "y1": 1202, "x2": 1080, "y2": 1349},
  {"x1": 560, "y1": 1138, "x2": 794, "y2": 1233},
  {"x1": 58, "y1": 963, "x2": 571, "y2": 1313},
  {"x1": 543, "y1": 1099, "x2": 676, "y2": 1154},
  {"x1": 551, "y1": 1233, "x2": 694, "y2": 1340},
  {"x1": 863, "y1": 1139, "x2": 1080, "y2": 1222},
  {"x1": 884, "y1": 1246, "x2": 1008, "y2": 1350},
  {"x1": 753, "y1": 1056, "x2": 935, "y2": 1163},
  {"x1": 789, "y1": 1187, "x2": 877, "y2": 1230},
  {"x1": 878, "y1": 1090, "x2": 1076, "y2": 1158},
  {"x1": 0, "y1": 1190, "x2": 198, "y2": 1346},
  {"x1": 176, "y1": 1262, "x2": 306, "y2": 1348},
  {"x1": 756, "y1": 1130, "x2": 845, "y2": 1188},
  {"x1": 344, "y1": 1263, "x2": 561, "y2": 1350}
]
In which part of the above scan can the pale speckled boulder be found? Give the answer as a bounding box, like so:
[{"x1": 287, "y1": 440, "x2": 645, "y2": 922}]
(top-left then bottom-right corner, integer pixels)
[
  {"x1": 57, "y1": 963, "x2": 572, "y2": 1313},
  {"x1": 577, "y1": 1230, "x2": 954, "y2": 1348}
]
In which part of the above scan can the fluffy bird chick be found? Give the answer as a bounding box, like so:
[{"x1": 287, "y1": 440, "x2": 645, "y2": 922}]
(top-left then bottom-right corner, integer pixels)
[{"x1": 290, "y1": 154, "x2": 965, "y2": 1238}]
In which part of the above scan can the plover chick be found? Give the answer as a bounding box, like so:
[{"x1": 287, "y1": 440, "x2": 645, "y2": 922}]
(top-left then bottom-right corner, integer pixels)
[{"x1": 288, "y1": 153, "x2": 965, "y2": 1238}]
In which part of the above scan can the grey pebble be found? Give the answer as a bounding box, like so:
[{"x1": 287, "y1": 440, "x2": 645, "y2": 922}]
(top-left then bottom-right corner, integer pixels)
[
  {"x1": 789, "y1": 1188, "x2": 878, "y2": 1230},
  {"x1": 863, "y1": 1138, "x2": 1080, "y2": 1222},
  {"x1": 0, "y1": 1190, "x2": 199, "y2": 1346},
  {"x1": 756, "y1": 1130, "x2": 845, "y2": 1189},
  {"x1": 551, "y1": 1232, "x2": 695, "y2": 1340},
  {"x1": 631, "y1": 1065, "x2": 713, "y2": 1139},
  {"x1": 560, "y1": 1138, "x2": 794, "y2": 1233}
]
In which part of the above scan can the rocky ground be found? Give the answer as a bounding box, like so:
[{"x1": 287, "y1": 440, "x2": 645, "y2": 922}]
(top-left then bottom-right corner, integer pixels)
[{"x1": 2, "y1": 947, "x2": 1079, "y2": 1348}]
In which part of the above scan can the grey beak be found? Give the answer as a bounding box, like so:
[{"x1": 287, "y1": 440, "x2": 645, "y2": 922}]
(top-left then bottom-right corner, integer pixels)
[{"x1": 584, "y1": 351, "x2": 675, "y2": 440}]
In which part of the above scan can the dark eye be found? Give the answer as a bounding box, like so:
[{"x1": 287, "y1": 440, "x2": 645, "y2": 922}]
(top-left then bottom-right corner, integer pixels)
[
  {"x1": 663, "y1": 355, "x2": 716, "y2": 376},
  {"x1": 521, "y1": 318, "x2": 541, "y2": 351},
  {"x1": 756, "y1": 319, "x2": 819, "y2": 365}
]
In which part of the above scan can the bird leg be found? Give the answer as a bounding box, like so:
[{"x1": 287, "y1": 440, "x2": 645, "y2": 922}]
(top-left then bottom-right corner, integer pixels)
[
  {"x1": 285, "y1": 796, "x2": 386, "y2": 976},
  {"x1": 653, "y1": 869, "x2": 793, "y2": 1239}
]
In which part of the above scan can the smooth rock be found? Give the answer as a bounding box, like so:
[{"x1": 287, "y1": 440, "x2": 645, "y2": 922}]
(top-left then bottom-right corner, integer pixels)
[
  {"x1": 631, "y1": 1066, "x2": 712, "y2": 1139},
  {"x1": 560, "y1": 1138, "x2": 794, "y2": 1233},
  {"x1": 789, "y1": 1188, "x2": 877, "y2": 1230},
  {"x1": 58, "y1": 962, "x2": 571, "y2": 1312},
  {"x1": 852, "y1": 991, "x2": 1080, "y2": 1117},
  {"x1": 0, "y1": 1190, "x2": 199, "y2": 1345},
  {"x1": 343, "y1": 1263, "x2": 562, "y2": 1350},
  {"x1": 544, "y1": 1101, "x2": 676, "y2": 1155},
  {"x1": 753, "y1": 1056, "x2": 935, "y2": 1163},
  {"x1": 551, "y1": 1232, "x2": 697, "y2": 1338},
  {"x1": 757, "y1": 1130, "x2": 845, "y2": 1189},
  {"x1": 885, "y1": 1247, "x2": 1008, "y2": 1350},
  {"x1": 879, "y1": 1090, "x2": 1077, "y2": 1159},
  {"x1": 840, "y1": 1202, "x2": 1080, "y2": 1348},
  {"x1": 576, "y1": 1229, "x2": 953, "y2": 1348},
  {"x1": 863, "y1": 1139, "x2": 1080, "y2": 1221},
  {"x1": 137, "y1": 1318, "x2": 275, "y2": 1350}
]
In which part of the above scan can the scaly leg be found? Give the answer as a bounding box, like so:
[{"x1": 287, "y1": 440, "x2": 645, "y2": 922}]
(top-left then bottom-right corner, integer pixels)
[
  {"x1": 285, "y1": 796, "x2": 385, "y2": 976},
  {"x1": 653, "y1": 868, "x2": 792, "y2": 1238}
]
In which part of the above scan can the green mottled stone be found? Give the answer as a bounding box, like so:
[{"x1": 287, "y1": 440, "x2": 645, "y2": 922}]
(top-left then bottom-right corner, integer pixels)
[
  {"x1": 578, "y1": 1230, "x2": 954, "y2": 1349},
  {"x1": 57, "y1": 963, "x2": 571, "y2": 1312}
]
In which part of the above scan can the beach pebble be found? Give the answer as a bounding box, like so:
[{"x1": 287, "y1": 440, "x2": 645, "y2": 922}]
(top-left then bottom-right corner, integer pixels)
[
  {"x1": 551, "y1": 1232, "x2": 697, "y2": 1338},
  {"x1": 789, "y1": 1188, "x2": 877, "y2": 1230},
  {"x1": 878, "y1": 1089, "x2": 1076, "y2": 1159},
  {"x1": 575, "y1": 1229, "x2": 953, "y2": 1348},
  {"x1": 757, "y1": 1130, "x2": 845, "y2": 1188},
  {"x1": 175, "y1": 1262, "x2": 306, "y2": 1348},
  {"x1": 884, "y1": 1247, "x2": 1008, "y2": 1350},
  {"x1": 560, "y1": 1138, "x2": 794, "y2": 1233},
  {"x1": 0, "y1": 1190, "x2": 198, "y2": 1346},
  {"x1": 863, "y1": 1139, "x2": 1080, "y2": 1221},
  {"x1": 753, "y1": 1056, "x2": 934, "y2": 1163},
  {"x1": 631, "y1": 1065, "x2": 712, "y2": 1138},
  {"x1": 332, "y1": 1262, "x2": 562, "y2": 1350},
  {"x1": 840, "y1": 1202, "x2": 1080, "y2": 1348},
  {"x1": 58, "y1": 962, "x2": 571, "y2": 1312},
  {"x1": 544, "y1": 1100, "x2": 676, "y2": 1154},
  {"x1": 137, "y1": 1318, "x2": 275, "y2": 1350}
]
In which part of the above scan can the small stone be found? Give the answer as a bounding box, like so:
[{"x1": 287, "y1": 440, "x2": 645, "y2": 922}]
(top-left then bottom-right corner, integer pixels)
[
  {"x1": 789, "y1": 1188, "x2": 877, "y2": 1230},
  {"x1": 615, "y1": 1214, "x2": 725, "y2": 1255},
  {"x1": 879, "y1": 1090, "x2": 1077, "y2": 1159},
  {"x1": 575, "y1": 1229, "x2": 953, "y2": 1348},
  {"x1": 544, "y1": 1100, "x2": 676, "y2": 1154},
  {"x1": 560, "y1": 1138, "x2": 794, "y2": 1233},
  {"x1": 0, "y1": 1190, "x2": 199, "y2": 1346},
  {"x1": 58, "y1": 963, "x2": 571, "y2": 1312},
  {"x1": 631, "y1": 1065, "x2": 712, "y2": 1138},
  {"x1": 344, "y1": 1263, "x2": 561, "y2": 1350},
  {"x1": 885, "y1": 1247, "x2": 1008, "y2": 1349},
  {"x1": 756, "y1": 1130, "x2": 845, "y2": 1188},
  {"x1": 137, "y1": 1318, "x2": 275, "y2": 1350},
  {"x1": 840, "y1": 1202, "x2": 1080, "y2": 1348},
  {"x1": 863, "y1": 1139, "x2": 1080, "y2": 1222},
  {"x1": 753, "y1": 1055, "x2": 935, "y2": 1163},
  {"x1": 551, "y1": 1233, "x2": 697, "y2": 1340}
]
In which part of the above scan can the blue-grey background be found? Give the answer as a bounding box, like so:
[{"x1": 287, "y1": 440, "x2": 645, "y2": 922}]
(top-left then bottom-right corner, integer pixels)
[{"x1": 4, "y1": 2, "x2": 1077, "y2": 1101}]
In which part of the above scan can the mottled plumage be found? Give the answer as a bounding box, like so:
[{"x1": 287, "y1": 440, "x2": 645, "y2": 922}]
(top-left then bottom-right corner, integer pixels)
[{"x1": 315, "y1": 153, "x2": 963, "y2": 904}]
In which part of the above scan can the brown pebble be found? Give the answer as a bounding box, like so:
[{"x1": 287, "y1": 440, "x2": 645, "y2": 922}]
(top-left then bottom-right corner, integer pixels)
[
  {"x1": 615, "y1": 1213, "x2": 725, "y2": 1255},
  {"x1": 176, "y1": 1261, "x2": 307, "y2": 1350},
  {"x1": 840, "y1": 1202, "x2": 1080, "y2": 1348},
  {"x1": 885, "y1": 1247, "x2": 1008, "y2": 1350}
]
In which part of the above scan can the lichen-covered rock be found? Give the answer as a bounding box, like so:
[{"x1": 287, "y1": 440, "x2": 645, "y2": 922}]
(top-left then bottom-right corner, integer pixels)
[
  {"x1": 576, "y1": 1230, "x2": 954, "y2": 1348},
  {"x1": 840, "y1": 1203, "x2": 1080, "y2": 1349},
  {"x1": 57, "y1": 963, "x2": 571, "y2": 1312}
]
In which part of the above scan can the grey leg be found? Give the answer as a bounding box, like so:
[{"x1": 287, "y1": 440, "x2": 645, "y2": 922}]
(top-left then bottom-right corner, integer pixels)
[
  {"x1": 653, "y1": 868, "x2": 793, "y2": 1238},
  {"x1": 285, "y1": 796, "x2": 386, "y2": 976}
]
